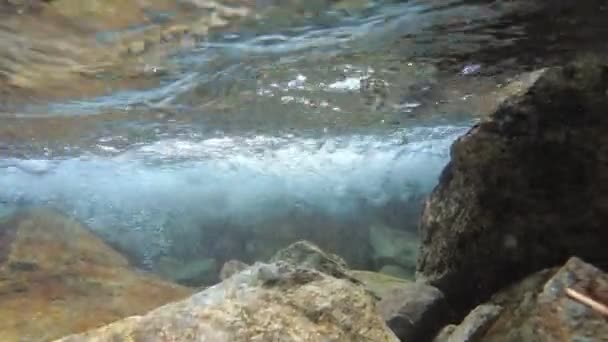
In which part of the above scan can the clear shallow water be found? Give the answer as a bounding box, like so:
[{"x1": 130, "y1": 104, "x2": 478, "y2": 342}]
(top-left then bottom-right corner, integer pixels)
[{"x1": 2, "y1": 0, "x2": 604, "y2": 279}]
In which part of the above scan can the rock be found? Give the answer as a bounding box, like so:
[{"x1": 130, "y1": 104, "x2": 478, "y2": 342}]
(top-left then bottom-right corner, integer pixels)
[
  {"x1": 0, "y1": 208, "x2": 192, "y2": 341},
  {"x1": 435, "y1": 257, "x2": 608, "y2": 341},
  {"x1": 270, "y1": 240, "x2": 351, "y2": 280},
  {"x1": 349, "y1": 270, "x2": 451, "y2": 341},
  {"x1": 156, "y1": 257, "x2": 218, "y2": 286},
  {"x1": 480, "y1": 257, "x2": 608, "y2": 341},
  {"x1": 379, "y1": 264, "x2": 415, "y2": 280},
  {"x1": 57, "y1": 262, "x2": 400, "y2": 341},
  {"x1": 435, "y1": 304, "x2": 502, "y2": 342},
  {"x1": 417, "y1": 57, "x2": 608, "y2": 312},
  {"x1": 434, "y1": 325, "x2": 458, "y2": 342},
  {"x1": 379, "y1": 282, "x2": 451, "y2": 342},
  {"x1": 349, "y1": 270, "x2": 412, "y2": 299},
  {"x1": 0, "y1": 0, "x2": 255, "y2": 107},
  {"x1": 242, "y1": 213, "x2": 373, "y2": 270},
  {"x1": 369, "y1": 224, "x2": 418, "y2": 268},
  {"x1": 219, "y1": 259, "x2": 249, "y2": 280}
]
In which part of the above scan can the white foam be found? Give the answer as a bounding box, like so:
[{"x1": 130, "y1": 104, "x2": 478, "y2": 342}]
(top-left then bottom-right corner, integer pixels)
[
  {"x1": 327, "y1": 77, "x2": 363, "y2": 91},
  {"x1": 0, "y1": 125, "x2": 468, "y2": 264}
]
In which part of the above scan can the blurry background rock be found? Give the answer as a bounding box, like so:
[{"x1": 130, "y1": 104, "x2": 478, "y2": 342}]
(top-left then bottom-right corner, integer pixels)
[
  {"x1": 219, "y1": 259, "x2": 249, "y2": 280},
  {"x1": 0, "y1": 0, "x2": 255, "y2": 106},
  {"x1": 0, "y1": 208, "x2": 192, "y2": 341}
]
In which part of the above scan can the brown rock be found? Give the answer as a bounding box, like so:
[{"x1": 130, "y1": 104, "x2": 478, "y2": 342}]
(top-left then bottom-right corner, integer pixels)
[
  {"x1": 56, "y1": 262, "x2": 400, "y2": 342},
  {"x1": 417, "y1": 57, "x2": 608, "y2": 312},
  {"x1": 0, "y1": 208, "x2": 192, "y2": 341},
  {"x1": 481, "y1": 257, "x2": 608, "y2": 341}
]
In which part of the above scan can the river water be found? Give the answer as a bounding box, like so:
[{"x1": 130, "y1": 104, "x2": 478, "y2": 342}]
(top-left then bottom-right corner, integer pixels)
[{"x1": 1, "y1": 0, "x2": 605, "y2": 282}]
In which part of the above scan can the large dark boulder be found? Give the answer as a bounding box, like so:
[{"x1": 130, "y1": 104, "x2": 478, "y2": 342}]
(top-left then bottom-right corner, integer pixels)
[{"x1": 417, "y1": 57, "x2": 608, "y2": 313}]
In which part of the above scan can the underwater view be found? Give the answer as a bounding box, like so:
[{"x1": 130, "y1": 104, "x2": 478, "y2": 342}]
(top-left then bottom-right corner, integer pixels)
[{"x1": 1, "y1": 0, "x2": 608, "y2": 341}]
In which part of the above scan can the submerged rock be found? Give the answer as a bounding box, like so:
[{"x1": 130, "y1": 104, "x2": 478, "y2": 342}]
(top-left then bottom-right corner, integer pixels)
[
  {"x1": 487, "y1": 257, "x2": 608, "y2": 341},
  {"x1": 379, "y1": 282, "x2": 450, "y2": 342},
  {"x1": 349, "y1": 270, "x2": 451, "y2": 341},
  {"x1": 0, "y1": 208, "x2": 192, "y2": 341},
  {"x1": 379, "y1": 264, "x2": 415, "y2": 280},
  {"x1": 244, "y1": 214, "x2": 374, "y2": 271},
  {"x1": 418, "y1": 57, "x2": 608, "y2": 312},
  {"x1": 57, "y1": 253, "x2": 400, "y2": 341},
  {"x1": 155, "y1": 256, "x2": 218, "y2": 286},
  {"x1": 369, "y1": 224, "x2": 418, "y2": 271},
  {"x1": 434, "y1": 304, "x2": 502, "y2": 342},
  {"x1": 270, "y1": 240, "x2": 351, "y2": 280},
  {"x1": 350, "y1": 270, "x2": 412, "y2": 300},
  {"x1": 219, "y1": 259, "x2": 249, "y2": 281},
  {"x1": 439, "y1": 257, "x2": 608, "y2": 341}
]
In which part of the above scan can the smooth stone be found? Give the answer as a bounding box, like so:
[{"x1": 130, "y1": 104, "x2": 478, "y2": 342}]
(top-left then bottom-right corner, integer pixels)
[
  {"x1": 378, "y1": 282, "x2": 451, "y2": 342},
  {"x1": 350, "y1": 270, "x2": 450, "y2": 341}
]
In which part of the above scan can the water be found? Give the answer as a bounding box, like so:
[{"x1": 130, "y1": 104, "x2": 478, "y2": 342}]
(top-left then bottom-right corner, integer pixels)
[{"x1": 1, "y1": 0, "x2": 606, "y2": 283}]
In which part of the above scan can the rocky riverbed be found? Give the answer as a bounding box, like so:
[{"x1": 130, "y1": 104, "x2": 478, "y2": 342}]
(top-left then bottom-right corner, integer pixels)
[
  {"x1": 57, "y1": 57, "x2": 608, "y2": 342},
  {"x1": 1, "y1": 0, "x2": 608, "y2": 341}
]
